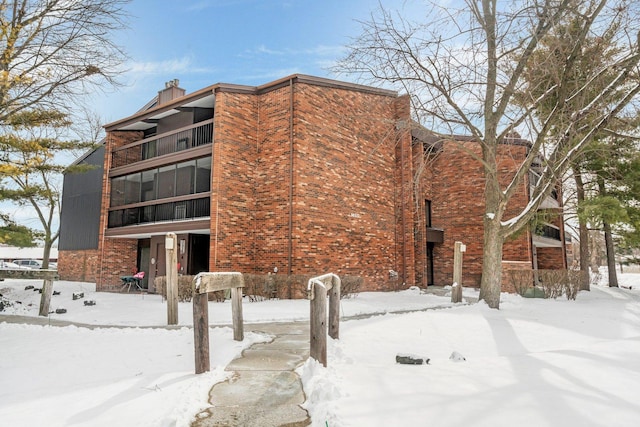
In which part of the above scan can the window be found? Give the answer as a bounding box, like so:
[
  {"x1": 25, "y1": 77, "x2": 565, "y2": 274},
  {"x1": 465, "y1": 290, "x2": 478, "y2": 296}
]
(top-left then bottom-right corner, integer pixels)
[
  {"x1": 109, "y1": 156, "x2": 211, "y2": 208},
  {"x1": 124, "y1": 173, "x2": 141, "y2": 205},
  {"x1": 425, "y1": 200, "x2": 432, "y2": 228},
  {"x1": 110, "y1": 177, "x2": 126, "y2": 207},
  {"x1": 196, "y1": 157, "x2": 211, "y2": 193},
  {"x1": 141, "y1": 169, "x2": 156, "y2": 201},
  {"x1": 157, "y1": 165, "x2": 176, "y2": 199},
  {"x1": 176, "y1": 160, "x2": 196, "y2": 196}
]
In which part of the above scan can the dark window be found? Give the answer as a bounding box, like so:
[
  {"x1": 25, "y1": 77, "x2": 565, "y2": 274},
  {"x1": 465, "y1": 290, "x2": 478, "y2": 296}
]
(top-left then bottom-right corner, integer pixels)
[
  {"x1": 196, "y1": 157, "x2": 211, "y2": 193},
  {"x1": 157, "y1": 165, "x2": 176, "y2": 199},
  {"x1": 124, "y1": 173, "x2": 141, "y2": 205},
  {"x1": 111, "y1": 177, "x2": 126, "y2": 207},
  {"x1": 425, "y1": 200, "x2": 432, "y2": 227},
  {"x1": 141, "y1": 169, "x2": 156, "y2": 202},
  {"x1": 176, "y1": 160, "x2": 196, "y2": 196}
]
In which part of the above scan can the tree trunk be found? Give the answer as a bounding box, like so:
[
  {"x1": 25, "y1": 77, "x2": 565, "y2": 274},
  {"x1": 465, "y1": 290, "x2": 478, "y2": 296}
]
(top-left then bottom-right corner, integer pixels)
[
  {"x1": 603, "y1": 220, "x2": 619, "y2": 287},
  {"x1": 480, "y1": 214, "x2": 504, "y2": 309},
  {"x1": 41, "y1": 240, "x2": 52, "y2": 269},
  {"x1": 597, "y1": 177, "x2": 619, "y2": 287},
  {"x1": 573, "y1": 167, "x2": 590, "y2": 291}
]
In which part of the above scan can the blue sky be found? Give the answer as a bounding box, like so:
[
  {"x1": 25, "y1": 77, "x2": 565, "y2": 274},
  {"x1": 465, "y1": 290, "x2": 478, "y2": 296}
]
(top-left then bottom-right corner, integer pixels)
[
  {"x1": 92, "y1": 0, "x2": 421, "y2": 123},
  {"x1": 5, "y1": 0, "x2": 424, "y2": 236}
]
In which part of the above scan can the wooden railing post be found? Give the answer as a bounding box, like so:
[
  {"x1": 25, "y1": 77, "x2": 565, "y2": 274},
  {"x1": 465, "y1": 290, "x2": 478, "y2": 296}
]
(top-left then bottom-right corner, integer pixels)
[
  {"x1": 231, "y1": 286, "x2": 244, "y2": 341},
  {"x1": 192, "y1": 272, "x2": 245, "y2": 374},
  {"x1": 452, "y1": 241, "x2": 465, "y2": 303},
  {"x1": 193, "y1": 292, "x2": 210, "y2": 374},
  {"x1": 165, "y1": 233, "x2": 179, "y2": 325},
  {"x1": 309, "y1": 273, "x2": 341, "y2": 367},
  {"x1": 310, "y1": 281, "x2": 328, "y2": 367}
]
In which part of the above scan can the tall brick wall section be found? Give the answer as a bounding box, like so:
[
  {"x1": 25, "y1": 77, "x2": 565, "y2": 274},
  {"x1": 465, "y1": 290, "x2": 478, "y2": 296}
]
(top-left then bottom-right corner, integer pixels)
[
  {"x1": 418, "y1": 141, "x2": 533, "y2": 288},
  {"x1": 96, "y1": 130, "x2": 143, "y2": 291},
  {"x1": 536, "y1": 247, "x2": 566, "y2": 269},
  {"x1": 57, "y1": 249, "x2": 99, "y2": 282},
  {"x1": 253, "y1": 85, "x2": 294, "y2": 276},
  {"x1": 288, "y1": 83, "x2": 410, "y2": 291},
  {"x1": 394, "y1": 96, "x2": 416, "y2": 287},
  {"x1": 210, "y1": 90, "x2": 257, "y2": 272}
]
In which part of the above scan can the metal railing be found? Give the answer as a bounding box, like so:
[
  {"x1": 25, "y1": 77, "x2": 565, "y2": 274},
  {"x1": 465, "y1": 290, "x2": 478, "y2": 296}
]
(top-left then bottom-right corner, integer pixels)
[
  {"x1": 111, "y1": 121, "x2": 213, "y2": 168},
  {"x1": 108, "y1": 197, "x2": 210, "y2": 228},
  {"x1": 534, "y1": 224, "x2": 561, "y2": 241}
]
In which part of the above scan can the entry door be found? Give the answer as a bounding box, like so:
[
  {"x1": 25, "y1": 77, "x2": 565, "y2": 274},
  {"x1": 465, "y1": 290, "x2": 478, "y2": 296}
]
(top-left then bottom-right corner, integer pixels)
[
  {"x1": 155, "y1": 242, "x2": 166, "y2": 278},
  {"x1": 426, "y1": 243, "x2": 435, "y2": 286}
]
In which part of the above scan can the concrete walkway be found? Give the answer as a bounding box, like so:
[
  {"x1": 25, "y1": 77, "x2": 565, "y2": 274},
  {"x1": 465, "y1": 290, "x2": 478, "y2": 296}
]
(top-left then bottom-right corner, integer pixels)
[{"x1": 192, "y1": 321, "x2": 311, "y2": 427}]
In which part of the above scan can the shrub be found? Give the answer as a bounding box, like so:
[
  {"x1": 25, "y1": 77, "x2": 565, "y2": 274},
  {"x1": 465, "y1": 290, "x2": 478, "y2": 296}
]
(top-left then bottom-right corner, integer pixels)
[
  {"x1": 507, "y1": 269, "x2": 535, "y2": 296},
  {"x1": 537, "y1": 270, "x2": 581, "y2": 300},
  {"x1": 154, "y1": 275, "x2": 197, "y2": 303},
  {"x1": 155, "y1": 273, "x2": 364, "y2": 302}
]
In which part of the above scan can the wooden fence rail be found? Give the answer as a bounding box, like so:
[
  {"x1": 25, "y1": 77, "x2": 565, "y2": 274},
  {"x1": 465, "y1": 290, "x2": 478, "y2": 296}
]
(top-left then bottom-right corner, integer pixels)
[{"x1": 308, "y1": 273, "x2": 341, "y2": 367}]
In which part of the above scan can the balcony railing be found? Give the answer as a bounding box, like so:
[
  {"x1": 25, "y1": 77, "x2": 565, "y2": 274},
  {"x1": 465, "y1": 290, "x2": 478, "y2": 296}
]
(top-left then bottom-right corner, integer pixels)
[
  {"x1": 534, "y1": 224, "x2": 561, "y2": 241},
  {"x1": 111, "y1": 120, "x2": 213, "y2": 168},
  {"x1": 529, "y1": 171, "x2": 560, "y2": 205},
  {"x1": 108, "y1": 197, "x2": 210, "y2": 228}
]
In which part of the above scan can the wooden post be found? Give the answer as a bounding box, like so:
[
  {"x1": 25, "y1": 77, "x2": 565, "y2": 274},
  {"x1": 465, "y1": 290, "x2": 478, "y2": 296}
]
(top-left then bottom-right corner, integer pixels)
[
  {"x1": 452, "y1": 241, "x2": 465, "y2": 303},
  {"x1": 231, "y1": 287, "x2": 244, "y2": 341},
  {"x1": 39, "y1": 279, "x2": 53, "y2": 316},
  {"x1": 310, "y1": 282, "x2": 328, "y2": 367},
  {"x1": 328, "y1": 276, "x2": 340, "y2": 340},
  {"x1": 193, "y1": 292, "x2": 209, "y2": 374},
  {"x1": 165, "y1": 232, "x2": 179, "y2": 325},
  {"x1": 191, "y1": 272, "x2": 245, "y2": 374},
  {"x1": 309, "y1": 273, "x2": 341, "y2": 366}
]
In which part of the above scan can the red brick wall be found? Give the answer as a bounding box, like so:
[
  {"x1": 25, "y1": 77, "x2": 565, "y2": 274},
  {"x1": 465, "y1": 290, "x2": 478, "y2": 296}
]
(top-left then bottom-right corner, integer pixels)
[
  {"x1": 537, "y1": 247, "x2": 566, "y2": 269},
  {"x1": 96, "y1": 130, "x2": 143, "y2": 291},
  {"x1": 210, "y1": 90, "x2": 258, "y2": 272},
  {"x1": 96, "y1": 238, "x2": 139, "y2": 291},
  {"x1": 253, "y1": 85, "x2": 293, "y2": 276},
  {"x1": 416, "y1": 140, "x2": 533, "y2": 288},
  {"x1": 501, "y1": 260, "x2": 532, "y2": 293},
  {"x1": 286, "y1": 83, "x2": 410, "y2": 291},
  {"x1": 57, "y1": 249, "x2": 99, "y2": 282}
]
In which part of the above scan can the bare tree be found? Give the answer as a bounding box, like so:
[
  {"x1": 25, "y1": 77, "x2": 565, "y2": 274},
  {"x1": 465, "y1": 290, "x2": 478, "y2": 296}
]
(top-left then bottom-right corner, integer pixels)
[
  {"x1": 336, "y1": 0, "x2": 640, "y2": 308},
  {"x1": 0, "y1": 0, "x2": 129, "y2": 124}
]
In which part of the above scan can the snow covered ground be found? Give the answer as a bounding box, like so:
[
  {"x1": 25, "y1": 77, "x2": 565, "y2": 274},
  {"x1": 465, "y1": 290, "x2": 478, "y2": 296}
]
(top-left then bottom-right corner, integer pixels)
[{"x1": 1, "y1": 271, "x2": 639, "y2": 426}]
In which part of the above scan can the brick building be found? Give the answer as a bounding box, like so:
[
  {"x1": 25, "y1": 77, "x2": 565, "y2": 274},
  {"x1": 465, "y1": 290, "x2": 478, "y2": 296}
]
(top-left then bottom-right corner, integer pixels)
[{"x1": 58, "y1": 74, "x2": 566, "y2": 293}]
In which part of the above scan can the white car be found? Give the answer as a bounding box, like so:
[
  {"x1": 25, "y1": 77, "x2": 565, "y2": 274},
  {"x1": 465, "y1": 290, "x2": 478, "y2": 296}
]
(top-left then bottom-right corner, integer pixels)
[
  {"x1": 13, "y1": 259, "x2": 43, "y2": 269},
  {"x1": 0, "y1": 260, "x2": 30, "y2": 270}
]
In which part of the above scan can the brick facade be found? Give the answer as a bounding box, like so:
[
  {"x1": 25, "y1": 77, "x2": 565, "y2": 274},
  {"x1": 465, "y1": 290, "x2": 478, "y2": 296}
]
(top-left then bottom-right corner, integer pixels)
[
  {"x1": 57, "y1": 249, "x2": 99, "y2": 282},
  {"x1": 61, "y1": 74, "x2": 567, "y2": 295}
]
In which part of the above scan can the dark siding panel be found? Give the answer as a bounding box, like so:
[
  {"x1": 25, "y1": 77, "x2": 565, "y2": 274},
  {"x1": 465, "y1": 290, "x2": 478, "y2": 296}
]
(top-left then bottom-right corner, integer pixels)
[{"x1": 59, "y1": 147, "x2": 104, "y2": 250}]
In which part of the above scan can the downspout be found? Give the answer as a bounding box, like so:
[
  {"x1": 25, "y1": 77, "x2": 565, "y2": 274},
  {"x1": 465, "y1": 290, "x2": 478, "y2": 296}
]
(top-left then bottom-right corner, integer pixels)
[
  {"x1": 99, "y1": 137, "x2": 112, "y2": 290},
  {"x1": 400, "y1": 131, "x2": 407, "y2": 286},
  {"x1": 288, "y1": 78, "x2": 294, "y2": 285}
]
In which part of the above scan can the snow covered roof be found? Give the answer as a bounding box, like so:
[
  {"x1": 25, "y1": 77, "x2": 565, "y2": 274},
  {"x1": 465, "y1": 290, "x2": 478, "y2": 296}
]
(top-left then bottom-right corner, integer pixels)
[{"x1": 0, "y1": 246, "x2": 58, "y2": 261}]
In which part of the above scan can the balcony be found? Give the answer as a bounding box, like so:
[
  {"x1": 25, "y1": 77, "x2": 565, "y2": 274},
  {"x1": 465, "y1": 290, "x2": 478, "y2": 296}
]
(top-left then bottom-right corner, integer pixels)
[
  {"x1": 529, "y1": 171, "x2": 561, "y2": 209},
  {"x1": 111, "y1": 120, "x2": 213, "y2": 169},
  {"x1": 532, "y1": 223, "x2": 563, "y2": 248},
  {"x1": 426, "y1": 227, "x2": 444, "y2": 243},
  {"x1": 108, "y1": 196, "x2": 210, "y2": 229}
]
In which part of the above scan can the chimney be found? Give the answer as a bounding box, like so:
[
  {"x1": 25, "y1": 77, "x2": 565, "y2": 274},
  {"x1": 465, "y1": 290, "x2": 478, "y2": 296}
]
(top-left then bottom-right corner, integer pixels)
[{"x1": 158, "y1": 79, "x2": 185, "y2": 106}]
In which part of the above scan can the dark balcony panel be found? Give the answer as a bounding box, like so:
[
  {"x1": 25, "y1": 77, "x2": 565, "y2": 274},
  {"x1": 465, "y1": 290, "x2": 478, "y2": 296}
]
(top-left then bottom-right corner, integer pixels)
[
  {"x1": 535, "y1": 224, "x2": 561, "y2": 241},
  {"x1": 111, "y1": 121, "x2": 213, "y2": 168},
  {"x1": 155, "y1": 203, "x2": 174, "y2": 222},
  {"x1": 192, "y1": 197, "x2": 211, "y2": 217},
  {"x1": 107, "y1": 197, "x2": 211, "y2": 229},
  {"x1": 108, "y1": 210, "x2": 124, "y2": 228},
  {"x1": 426, "y1": 227, "x2": 444, "y2": 243}
]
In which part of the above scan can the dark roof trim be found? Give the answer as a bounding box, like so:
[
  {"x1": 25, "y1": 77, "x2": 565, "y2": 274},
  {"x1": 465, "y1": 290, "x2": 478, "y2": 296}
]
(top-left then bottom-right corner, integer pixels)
[
  {"x1": 105, "y1": 74, "x2": 398, "y2": 132},
  {"x1": 105, "y1": 85, "x2": 218, "y2": 131},
  {"x1": 410, "y1": 121, "x2": 532, "y2": 148}
]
